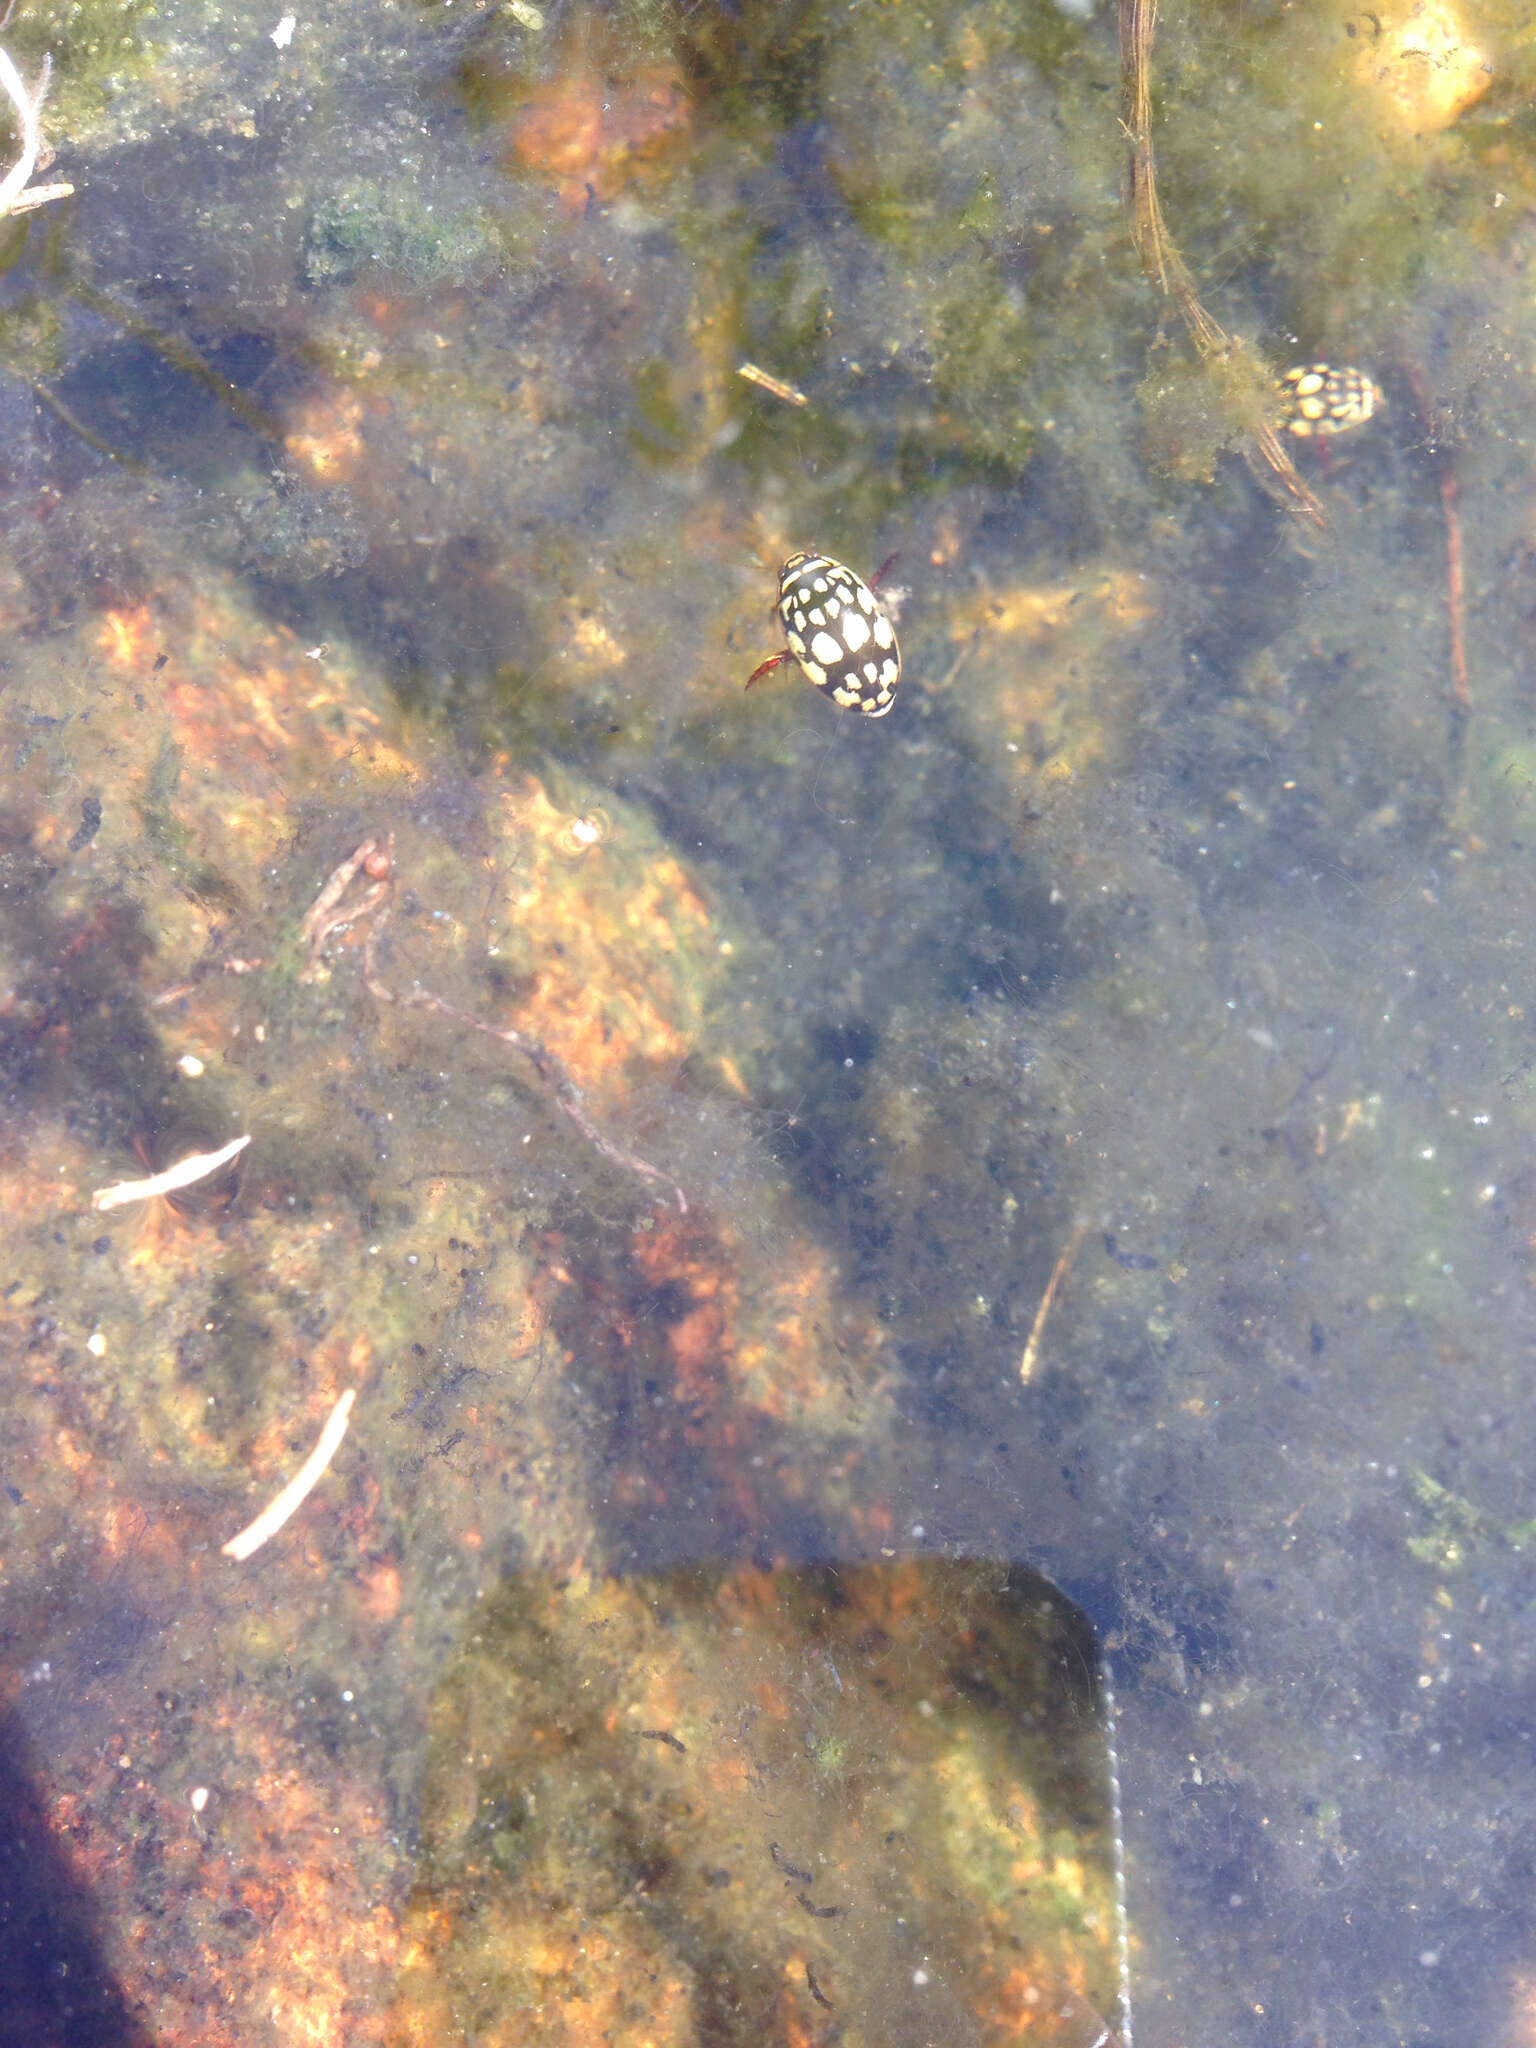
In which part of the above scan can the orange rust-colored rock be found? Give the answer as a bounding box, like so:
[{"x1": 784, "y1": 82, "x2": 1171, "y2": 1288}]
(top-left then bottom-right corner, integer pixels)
[
  {"x1": 283, "y1": 387, "x2": 369, "y2": 484},
  {"x1": 506, "y1": 63, "x2": 693, "y2": 208}
]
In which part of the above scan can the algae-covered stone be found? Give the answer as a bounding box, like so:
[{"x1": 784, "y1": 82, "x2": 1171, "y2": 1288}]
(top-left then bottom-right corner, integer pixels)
[{"x1": 391, "y1": 1559, "x2": 1123, "y2": 2048}]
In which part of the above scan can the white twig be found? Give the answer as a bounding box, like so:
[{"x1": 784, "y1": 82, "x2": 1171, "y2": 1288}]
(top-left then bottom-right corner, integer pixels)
[
  {"x1": 91, "y1": 1133, "x2": 251, "y2": 1212},
  {"x1": 222, "y1": 1389, "x2": 357, "y2": 1562},
  {"x1": 0, "y1": 47, "x2": 72, "y2": 219}
]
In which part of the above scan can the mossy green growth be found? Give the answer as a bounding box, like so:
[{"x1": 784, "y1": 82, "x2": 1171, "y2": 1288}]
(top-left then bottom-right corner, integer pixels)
[
  {"x1": 0, "y1": 288, "x2": 66, "y2": 381},
  {"x1": 1408, "y1": 1471, "x2": 1536, "y2": 1568},
  {"x1": 1406, "y1": 1471, "x2": 1484, "y2": 1570},
  {"x1": 134, "y1": 736, "x2": 244, "y2": 913},
  {"x1": 6, "y1": 0, "x2": 157, "y2": 137},
  {"x1": 305, "y1": 178, "x2": 500, "y2": 290}
]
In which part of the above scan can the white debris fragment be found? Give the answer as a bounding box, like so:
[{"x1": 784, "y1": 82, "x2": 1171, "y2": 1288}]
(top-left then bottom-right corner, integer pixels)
[
  {"x1": 90, "y1": 1133, "x2": 251, "y2": 1212},
  {"x1": 0, "y1": 48, "x2": 73, "y2": 218},
  {"x1": 271, "y1": 15, "x2": 296, "y2": 47},
  {"x1": 221, "y1": 1389, "x2": 357, "y2": 1562}
]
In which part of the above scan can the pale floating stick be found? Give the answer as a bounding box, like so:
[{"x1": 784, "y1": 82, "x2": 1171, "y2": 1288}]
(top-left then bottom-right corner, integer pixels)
[
  {"x1": 222, "y1": 1389, "x2": 357, "y2": 1562},
  {"x1": 91, "y1": 1133, "x2": 251, "y2": 1212},
  {"x1": 737, "y1": 361, "x2": 807, "y2": 407},
  {"x1": 0, "y1": 49, "x2": 44, "y2": 215},
  {"x1": 1019, "y1": 1219, "x2": 1088, "y2": 1383}
]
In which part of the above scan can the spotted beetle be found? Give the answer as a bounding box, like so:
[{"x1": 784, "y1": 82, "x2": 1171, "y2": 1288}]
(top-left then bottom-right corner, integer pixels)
[
  {"x1": 745, "y1": 550, "x2": 901, "y2": 717},
  {"x1": 1278, "y1": 363, "x2": 1382, "y2": 438}
]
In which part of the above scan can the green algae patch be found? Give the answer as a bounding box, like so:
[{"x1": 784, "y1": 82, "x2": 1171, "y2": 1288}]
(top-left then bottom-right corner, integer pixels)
[
  {"x1": 1139, "y1": 0, "x2": 1524, "y2": 351},
  {"x1": 1407, "y1": 1472, "x2": 1536, "y2": 1571},
  {"x1": 1138, "y1": 346, "x2": 1284, "y2": 486},
  {"x1": 390, "y1": 1559, "x2": 1123, "y2": 2048},
  {"x1": 304, "y1": 178, "x2": 500, "y2": 291}
]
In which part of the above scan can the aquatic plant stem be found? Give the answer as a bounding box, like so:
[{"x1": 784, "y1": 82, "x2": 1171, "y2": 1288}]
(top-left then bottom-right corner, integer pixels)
[
  {"x1": 1118, "y1": 0, "x2": 1324, "y2": 528},
  {"x1": 1102, "y1": 1657, "x2": 1136, "y2": 2048},
  {"x1": 1441, "y1": 467, "x2": 1469, "y2": 715},
  {"x1": 1403, "y1": 359, "x2": 1471, "y2": 720}
]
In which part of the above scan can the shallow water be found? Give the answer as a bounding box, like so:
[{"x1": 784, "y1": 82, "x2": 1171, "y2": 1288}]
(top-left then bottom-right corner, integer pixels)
[{"x1": 2, "y1": 0, "x2": 1535, "y2": 2041}]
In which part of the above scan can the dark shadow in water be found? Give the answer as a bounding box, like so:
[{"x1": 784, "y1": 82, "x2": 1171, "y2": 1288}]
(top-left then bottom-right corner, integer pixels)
[{"x1": 0, "y1": 1708, "x2": 154, "y2": 2048}]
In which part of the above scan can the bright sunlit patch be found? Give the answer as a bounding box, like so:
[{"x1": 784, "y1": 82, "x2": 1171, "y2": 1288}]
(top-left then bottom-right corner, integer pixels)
[
  {"x1": 1347, "y1": 0, "x2": 1492, "y2": 137},
  {"x1": 97, "y1": 604, "x2": 157, "y2": 669}
]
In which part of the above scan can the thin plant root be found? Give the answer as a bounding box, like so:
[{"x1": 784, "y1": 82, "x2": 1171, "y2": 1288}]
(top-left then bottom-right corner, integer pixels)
[
  {"x1": 398, "y1": 986, "x2": 688, "y2": 1215},
  {"x1": 300, "y1": 838, "x2": 687, "y2": 1214},
  {"x1": 1441, "y1": 465, "x2": 1469, "y2": 715}
]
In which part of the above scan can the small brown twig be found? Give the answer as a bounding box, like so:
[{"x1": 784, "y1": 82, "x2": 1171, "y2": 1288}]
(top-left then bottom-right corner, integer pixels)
[
  {"x1": 1441, "y1": 466, "x2": 1469, "y2": 715},
  {"x1": 1402, "y1": 361, "x2": 1470, "y2": 720},
  {"x1": 299, "y1": 838, "x2": 687, "y2": 1214},
  {"x1": 298, "y1": 834, "x2": 395, "y2": 977},
  {"x1": 737, "y1": 362, "x2": 807, "y2": 408}
]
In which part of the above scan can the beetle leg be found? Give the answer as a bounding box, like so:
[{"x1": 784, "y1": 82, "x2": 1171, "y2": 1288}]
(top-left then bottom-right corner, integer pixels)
[{"x1": 745, "y1": 649, "x2": 791, "y2": 691}]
